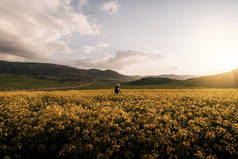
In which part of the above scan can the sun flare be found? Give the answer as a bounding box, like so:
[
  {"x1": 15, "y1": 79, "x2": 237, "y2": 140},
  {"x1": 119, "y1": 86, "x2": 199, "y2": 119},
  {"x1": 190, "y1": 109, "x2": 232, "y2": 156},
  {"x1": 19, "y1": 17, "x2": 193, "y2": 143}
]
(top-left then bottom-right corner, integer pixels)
[{"x1": 215, "y1": 53, "x2": 238, "y2": 71}]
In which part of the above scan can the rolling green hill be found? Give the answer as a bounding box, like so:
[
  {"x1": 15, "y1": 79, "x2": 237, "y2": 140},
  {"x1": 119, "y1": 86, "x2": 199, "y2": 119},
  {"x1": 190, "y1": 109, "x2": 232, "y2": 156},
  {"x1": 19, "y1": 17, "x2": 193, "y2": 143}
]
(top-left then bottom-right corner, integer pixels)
[
  {"x1": 0, "y1": 60, "x2": 135, "y2": 82},
  {"x1": 128, "y1": 77, "x2": 180, "y2": 85},
  {"x1": 127, "y1": 69, "x2": 238, "y2": 88},
  {"x1": 145, "y1": 74, "x2": 196, "y2": 80},
  {"x1": 184, "y1": 69, "x2": 238, "y2": 88},
  {"x1": 1, "y1": 60, "x2": 238, "y2": 90},
  {"x1": 0, "y1": 60, "x2": 137, "y2": 90},
  {"x1": 0, "y1": 75, "x2": 70, "y2": 90}
]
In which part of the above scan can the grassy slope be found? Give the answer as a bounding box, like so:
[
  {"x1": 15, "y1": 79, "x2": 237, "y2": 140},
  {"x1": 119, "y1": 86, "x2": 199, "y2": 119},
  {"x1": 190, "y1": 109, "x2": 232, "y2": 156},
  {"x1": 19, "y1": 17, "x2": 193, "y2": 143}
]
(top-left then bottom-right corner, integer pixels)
[
  {"x1": 0, "y1": 77, "x2": 203, "y2": 91},
  {"x1": 81, "y1": 82, "x2": 191, "y2": 90},
  {"x1": 0, "y1": 60, "x2": 135, "y2": 82},
  {"x1": 1, "y1": 75, "x2": 231, "y2": 91},
  {"x1": 0, "y1": 75, "x2": 81, "y2": 91}
]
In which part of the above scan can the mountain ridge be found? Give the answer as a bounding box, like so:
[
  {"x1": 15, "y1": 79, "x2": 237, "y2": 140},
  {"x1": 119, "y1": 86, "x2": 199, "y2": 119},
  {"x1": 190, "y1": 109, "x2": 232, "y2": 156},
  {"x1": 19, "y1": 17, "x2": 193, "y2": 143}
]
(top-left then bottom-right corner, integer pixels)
[
  {"x1": 1, "y1": 60, "x2": 238, "y2": 89},
  {"x1": 128, "y1": 77, "x2": 180, "y2": 85},
  {"x1": 144, "y1": 74, "x2": 197, "y2": 80},
  {"x1": 129, "y1": 69, "x2": 238, "y2": 88},
  {"x1": 0, "y1": 60, "x2": 135, "y2": 82},
  {"x1": 184, "y1": 69, "x2": 238, "y2": 88}
]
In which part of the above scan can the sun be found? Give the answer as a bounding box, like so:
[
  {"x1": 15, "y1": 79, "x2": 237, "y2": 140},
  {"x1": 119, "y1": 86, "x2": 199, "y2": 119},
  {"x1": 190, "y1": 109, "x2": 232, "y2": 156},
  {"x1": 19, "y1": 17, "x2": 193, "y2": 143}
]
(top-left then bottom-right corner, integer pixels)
[{"x1": 215, "y1": 52, "x2": 238, "y2": 72}]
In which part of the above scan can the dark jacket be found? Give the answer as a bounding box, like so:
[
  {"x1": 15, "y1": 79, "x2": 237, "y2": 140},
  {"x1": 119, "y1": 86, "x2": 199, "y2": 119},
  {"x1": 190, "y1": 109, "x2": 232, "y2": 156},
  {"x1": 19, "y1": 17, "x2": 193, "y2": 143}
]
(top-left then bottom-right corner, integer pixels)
[{"x1": 114, "y1": 86, "x2": 121, "y2": 94}]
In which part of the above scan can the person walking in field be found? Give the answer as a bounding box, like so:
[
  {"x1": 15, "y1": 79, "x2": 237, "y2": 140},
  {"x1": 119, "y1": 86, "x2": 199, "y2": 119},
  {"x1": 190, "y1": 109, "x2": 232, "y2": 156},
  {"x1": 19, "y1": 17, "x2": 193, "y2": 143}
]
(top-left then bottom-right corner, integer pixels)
[{"x1": 114, "y1": 83, "x2": 121, "y2": 94}]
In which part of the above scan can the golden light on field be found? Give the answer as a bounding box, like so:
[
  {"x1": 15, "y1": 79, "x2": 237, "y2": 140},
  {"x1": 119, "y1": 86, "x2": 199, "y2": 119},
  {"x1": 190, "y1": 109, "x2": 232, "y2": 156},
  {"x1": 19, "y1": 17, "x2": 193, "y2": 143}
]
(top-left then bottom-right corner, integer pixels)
[{"x1": 0, "y1": 89, "x2": 238, "y2": 158}]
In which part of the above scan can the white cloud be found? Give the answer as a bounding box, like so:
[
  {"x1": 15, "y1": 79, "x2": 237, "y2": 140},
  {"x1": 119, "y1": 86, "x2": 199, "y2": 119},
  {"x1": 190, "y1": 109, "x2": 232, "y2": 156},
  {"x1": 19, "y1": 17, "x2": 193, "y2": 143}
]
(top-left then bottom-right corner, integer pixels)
[
  {"x1": 0, "y1": 0, "x2": 100, "y2": 60},
  {"x1": 81, "y1": 45, "x2": 96, "y2": 53},
  {"x1": 101, "y1": 1, "x2": 119, "y2": 15},
  {"x1": 79, "y1": 0, "x2": 88, "y2": 8},
  {"x1": 74, "y1": 50, "x2": 166, "y2": 70},
  {"x1": 96, "y1": 41, "x2": 110, "y2": 48}
]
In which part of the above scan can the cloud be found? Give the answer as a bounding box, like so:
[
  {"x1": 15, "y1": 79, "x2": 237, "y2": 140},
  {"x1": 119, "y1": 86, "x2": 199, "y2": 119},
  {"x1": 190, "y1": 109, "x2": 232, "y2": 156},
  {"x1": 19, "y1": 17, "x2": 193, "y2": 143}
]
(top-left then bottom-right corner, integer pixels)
[
  {"x1": 74, "y1": 50, "x2": 166, "y2": 70},
  {"x1": 81, "y1": 45, "x2": 96, "y2": 53},
  {"x1": 101, "y1": 1, "x2": 119, "y2": 15},
  {"x1": 79, "y1": 0, "x2": 88, "y2": 8},
  {"x1": 0, "y1": 54, "x2": 26, "y2": 62},
  {"x1": 0, "y1": 29, "x2": 39, "y2": 59},
  {"x1": 0, "y1": 0, "x2": 100, "y2": 60},
  {"x1": 96, "y1": 41, "x2": 110, "y2": 48}
]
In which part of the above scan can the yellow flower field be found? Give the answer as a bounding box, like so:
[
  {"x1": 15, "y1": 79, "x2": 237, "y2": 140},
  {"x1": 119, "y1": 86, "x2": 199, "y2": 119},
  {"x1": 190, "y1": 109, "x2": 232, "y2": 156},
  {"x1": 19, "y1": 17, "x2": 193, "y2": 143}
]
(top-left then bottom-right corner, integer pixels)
[{"x1": 0, "y1": 89, "x2": 238, "y2": 159}]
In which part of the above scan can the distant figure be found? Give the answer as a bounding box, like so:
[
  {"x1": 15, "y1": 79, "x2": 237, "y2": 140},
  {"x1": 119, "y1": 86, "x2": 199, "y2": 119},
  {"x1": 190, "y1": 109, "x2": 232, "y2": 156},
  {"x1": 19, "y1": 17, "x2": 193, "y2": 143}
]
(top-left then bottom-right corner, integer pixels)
[{"x1": 114, "y1": 83, "x2": 121, "y2": 94}]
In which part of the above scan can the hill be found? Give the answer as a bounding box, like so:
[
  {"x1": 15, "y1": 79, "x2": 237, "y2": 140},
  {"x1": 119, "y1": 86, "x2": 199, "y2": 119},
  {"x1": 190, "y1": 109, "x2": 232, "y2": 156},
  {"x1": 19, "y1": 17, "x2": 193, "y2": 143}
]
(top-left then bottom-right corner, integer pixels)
[
  {"x1": 128, "y1": 77, "x2": 180, "y2": 85},
  {"x1": 184, "y1": 69, "x2": 238, "y2": 88},
  {"x1": 1, "y1": 60, "x2": 238, "y2": 90},
  {"x1": 145, "y1": 74, "x2": 196, "y2": 80},
  {"x1": 0, "y1": 60, "x2": 135, "y2": 82},
  {"x1": 128, "y1": 69, "x2": 238, "y2": 88}
]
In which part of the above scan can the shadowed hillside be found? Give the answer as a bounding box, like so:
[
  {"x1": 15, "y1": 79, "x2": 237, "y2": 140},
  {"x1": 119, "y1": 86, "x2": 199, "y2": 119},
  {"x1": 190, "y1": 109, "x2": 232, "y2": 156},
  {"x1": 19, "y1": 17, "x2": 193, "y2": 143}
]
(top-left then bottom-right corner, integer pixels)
[
  {"x1": 1, "y1": 60, "x2": 238, "y2": 90},
  {"x1": 128, "y1": 77, "x2": 180, "y2": 85},
  {"x1": 127, "y1": 69, "x2": 238, "y2": 88},
  {"x1": 184, "y1": 69, "x2": 238, "y2": 88},
  {"x1": 146, "y1": 74, "x2": 196, "y2": 80},
  {"x1": 0, "y1": 61, "x2": 135, "y2": 82}
]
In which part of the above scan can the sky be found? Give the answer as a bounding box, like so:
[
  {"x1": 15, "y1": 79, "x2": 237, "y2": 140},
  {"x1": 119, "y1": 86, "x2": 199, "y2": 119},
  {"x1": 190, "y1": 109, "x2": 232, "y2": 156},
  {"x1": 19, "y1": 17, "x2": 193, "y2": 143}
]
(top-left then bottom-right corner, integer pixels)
[{"x1": 0, "y1": 0, "x2": 238, "y2": 76}]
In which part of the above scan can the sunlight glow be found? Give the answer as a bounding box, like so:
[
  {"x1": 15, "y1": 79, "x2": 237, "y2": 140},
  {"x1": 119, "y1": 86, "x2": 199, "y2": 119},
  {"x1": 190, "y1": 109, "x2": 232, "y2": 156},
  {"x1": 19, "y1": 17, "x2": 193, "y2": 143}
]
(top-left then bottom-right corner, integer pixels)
[
  {"x1": 215, "y1": 53, "x2": 238, "y2": 71},
  {"x1": 186, "y1": 19, "x2": 238, "y2": 75}
]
